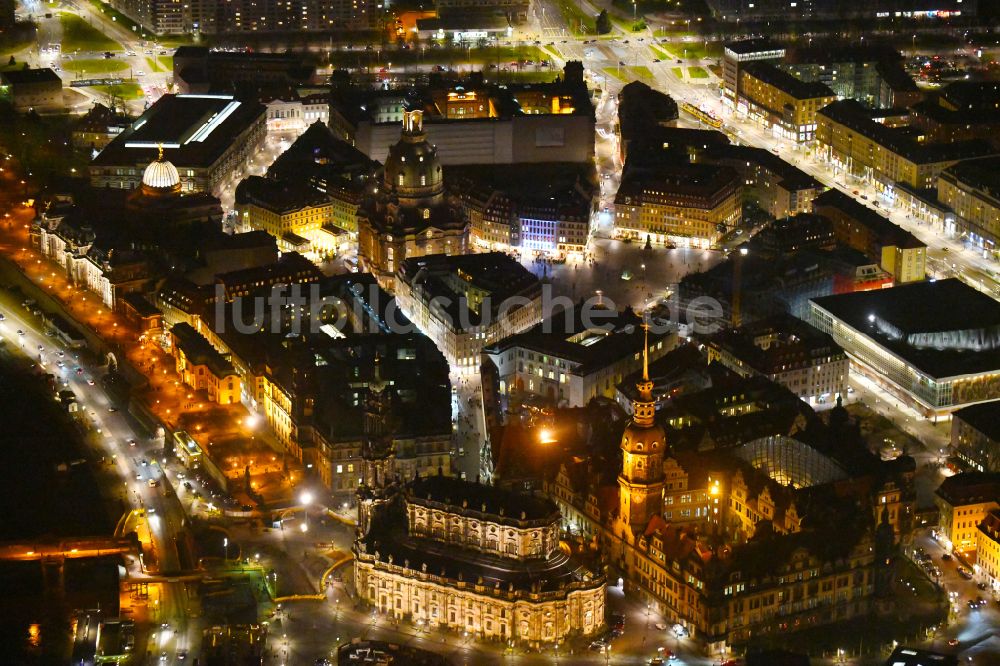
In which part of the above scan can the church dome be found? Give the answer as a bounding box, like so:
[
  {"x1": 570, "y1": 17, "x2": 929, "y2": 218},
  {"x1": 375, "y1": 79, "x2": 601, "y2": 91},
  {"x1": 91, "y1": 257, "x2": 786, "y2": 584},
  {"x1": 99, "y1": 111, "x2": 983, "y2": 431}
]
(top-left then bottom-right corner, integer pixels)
[
  {"x1": 383, "y1": 110, "x2": 444, "y2": 206},
  {"x1": 141, "y1": 151, "x2": 181, "y2": 195}
]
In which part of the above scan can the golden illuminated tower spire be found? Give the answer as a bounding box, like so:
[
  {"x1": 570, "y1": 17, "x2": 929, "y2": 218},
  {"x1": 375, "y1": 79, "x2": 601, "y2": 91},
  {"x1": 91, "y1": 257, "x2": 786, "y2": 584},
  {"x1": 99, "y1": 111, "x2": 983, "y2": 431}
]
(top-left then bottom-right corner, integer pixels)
[
  {"x1": 642, "y1": 321, "x2": 649, "y2": 382},
  {"x1": 633, "y1": 322, "x2": 655, "y2": 426},
  {"x1": 157, "y1": 142, "x2": 164, "y2": 162}
]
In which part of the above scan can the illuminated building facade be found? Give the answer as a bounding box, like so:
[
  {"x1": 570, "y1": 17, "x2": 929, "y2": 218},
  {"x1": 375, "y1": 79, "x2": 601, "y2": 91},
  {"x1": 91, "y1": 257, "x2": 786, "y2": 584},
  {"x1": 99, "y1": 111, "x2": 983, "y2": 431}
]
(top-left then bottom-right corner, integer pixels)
[
  {"x1": 976, "y1": 508, "x2": 1000, "y2": 595},
  {"x1": 614, "y1": 163, "x2": 742, "y2": 249},
  {"x1": 169, "y1": 322, "x2": 241, "y2": 405},
  {"x1": 357, "y1": 111, "x2": 469, "y2": 290},
  {"x1": 736, "y1": 62, "x2": 835, "y2": 143},
  {"x1": 815, "y1": 99, "x2": 996, "y2": 194},
  {"x1": 721, "y1": 39, "x2": 786, "y2": 109},
  {"x1": 482, "y1": 308, "x2": 675, "y2": 408},
  {"x1": 934, "y1": 472, "x2": 1000, "y2": 554},
  {"x1": 234, "y1": 176, "x2": 333, "y2": 253},
  {"x1": 810, "y1": 279, "x2": 1000, "y2": 418},
  {"x1": 937, "y1": 157, "x2": 1000, "y2": 257},
  {"x1": 352, "y1": 376, "x2": 605, "y2": 645}
]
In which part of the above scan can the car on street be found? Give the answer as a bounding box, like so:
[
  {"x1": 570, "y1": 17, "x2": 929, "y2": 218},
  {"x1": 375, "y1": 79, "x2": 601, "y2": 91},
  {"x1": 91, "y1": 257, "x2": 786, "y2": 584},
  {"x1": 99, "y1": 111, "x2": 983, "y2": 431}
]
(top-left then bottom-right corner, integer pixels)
[
  {"x1": 942, "y1": 553, "x2": 952, "y2": 560},
  {"x1": 959, "y1": 567, "x2": 973, "y2": 579}
]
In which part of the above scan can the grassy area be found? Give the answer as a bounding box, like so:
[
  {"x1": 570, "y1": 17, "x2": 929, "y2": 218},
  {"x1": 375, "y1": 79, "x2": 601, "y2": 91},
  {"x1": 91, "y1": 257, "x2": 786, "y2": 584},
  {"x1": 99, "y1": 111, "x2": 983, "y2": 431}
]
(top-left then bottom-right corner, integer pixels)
[
  {"x1": 61, "y1": 58, "x2": 128, "y2": 73},
  {"x1": 671, "y1": 67, "x2": 683, "y2": 79},
  {"x1": 604, "y1": 65, "x2": 653, "y2": 83},
  {"x1": 484, "y1": 70, "x2": 561, "y2": 84},
  {"x1": 91, "y1": 81, "x2": 143, "y2": 100},
  {"x1": 649, "y1": 44, "x2": 670, "y2": 60},
  {"x1": 59, "y1": 13, "x2": 121, "y2": 53},
  {"x1": 688, "y1": 65, "x2": 709, "y2": 79},
  {"x1": 0, "y1": 35, "x2": 35, "y2": 60},
  {"x1": 661, "y1": 39, "x2": 723, "y2": 60},
  {"x1": 158, "y1": 55, "x2": 173, "y2": 71}
]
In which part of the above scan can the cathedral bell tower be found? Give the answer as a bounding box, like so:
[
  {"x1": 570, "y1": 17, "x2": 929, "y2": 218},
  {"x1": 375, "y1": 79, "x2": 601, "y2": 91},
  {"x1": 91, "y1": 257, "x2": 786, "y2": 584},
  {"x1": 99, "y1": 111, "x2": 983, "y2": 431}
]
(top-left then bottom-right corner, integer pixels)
[
  {"x1": 617, "y1": 324, "x2": 666, "y2": 540},
  {"x1": 357, "y1": 353, "x2": 397, "y2": 535}
]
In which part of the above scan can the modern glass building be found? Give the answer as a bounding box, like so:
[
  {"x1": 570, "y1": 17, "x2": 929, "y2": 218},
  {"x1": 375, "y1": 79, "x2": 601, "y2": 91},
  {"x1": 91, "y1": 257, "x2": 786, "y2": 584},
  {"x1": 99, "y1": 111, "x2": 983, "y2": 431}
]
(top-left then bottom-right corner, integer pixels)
[{"x1": 810, "y1": 279, "x2": 1000, "y2": 419}]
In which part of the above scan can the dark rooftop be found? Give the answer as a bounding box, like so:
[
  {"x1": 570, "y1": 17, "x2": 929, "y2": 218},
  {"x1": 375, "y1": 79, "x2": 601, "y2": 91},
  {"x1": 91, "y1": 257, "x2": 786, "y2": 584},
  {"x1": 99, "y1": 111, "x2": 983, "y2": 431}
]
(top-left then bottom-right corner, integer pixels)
[
  {"x1": 941, "y1": 157, "x2": 1000, "y2": 201},
  {"x1": 485, "y1": 307, "x2": 671, "y2": 375},
  {"x1": 0, "y1": 68, "x2": 61, "y2": 85},
  {"x1": 953, "y1": 400, "x2": 1000, "y2": 443},
  {"x1": 741, "y1": 61, "x2": 835, "y2": 100},
  {"x1": 234, "y1": 175, "x2": 330, "y2": 215},
  {"x1": 813, "y1": 189, "x2": 924, "y2": 248},
  {"x1": 818, "y1": 99, "x2": 997, "y2": 164},
  {"x1": 935, "y1": 472, "x2": 1000, "y2": 507},
  {"x1": 92, "y1": 94, "x2": 265, "y2": 169},
  {"x1": 708, "y1": 313, "x2": 845, "y2": 376},
  {"x1": 170, "y1": 322, "x2": 235, "y2": 377},
  {"x1": 811, "y1": 279, "x2": 1000, "y2": 379},
  {"x1": 407, "y1": 474, "x2": 558, "y2": 522},
  {"x1": 724, "y1": 38, "x2": 785, "y2": 56}
]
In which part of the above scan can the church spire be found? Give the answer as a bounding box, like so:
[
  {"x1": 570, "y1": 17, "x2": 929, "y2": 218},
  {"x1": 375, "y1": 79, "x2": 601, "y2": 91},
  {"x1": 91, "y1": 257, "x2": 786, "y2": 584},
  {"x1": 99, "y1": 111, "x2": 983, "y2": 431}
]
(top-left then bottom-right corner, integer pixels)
[
  {"x1": 642, "y1": 321, "x2": 649, "y2": 382},
  {"x1": 632, "y1": 321, "x2": 655, "y2": 427}
]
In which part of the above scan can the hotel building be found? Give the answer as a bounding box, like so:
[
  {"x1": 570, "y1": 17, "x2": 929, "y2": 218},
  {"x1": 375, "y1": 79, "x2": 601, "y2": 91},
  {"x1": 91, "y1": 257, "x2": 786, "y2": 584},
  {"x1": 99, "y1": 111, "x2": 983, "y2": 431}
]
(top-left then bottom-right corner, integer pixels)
[
  {"x1": 614, "y1": 163, "x2": 742, "y2": 249},
  {"x1": 395, "y1": 252, "x2": 542, "y2": 374},
  {"x1": 482, "y1": 308, "x2": 675, "y2": 408},
  {"x1": 951, "y1": 400, "x2": 1000, "y2": 473}
]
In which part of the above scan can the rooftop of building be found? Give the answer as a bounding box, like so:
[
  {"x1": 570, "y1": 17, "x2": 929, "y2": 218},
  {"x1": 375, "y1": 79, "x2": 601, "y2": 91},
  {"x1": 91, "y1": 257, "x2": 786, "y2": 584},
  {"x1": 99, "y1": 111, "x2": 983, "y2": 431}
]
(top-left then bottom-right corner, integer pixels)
[
  {"x1": 234, "y1": 175, "x2": 330, "y2": 215},
  {"x1": 741, "y1": 61, "x2": 836, "y2": 100},
  {"x1": 935, "y1": 471, "x2": 1000, "y2": 507},
  {"x1": 444, "y1": 162, "x2": 596, "y2": 214},
  {"x1": 308, "y1": 333, "x2": 451, "y2": 442},
  {"x1": 484, "y1": 306, "x2": 672, "y2": 375},
  {"x1": 708, "y1": 313, "x2": 845, "y2": 375},
  {"x1": 91, "y1": 94, "x2": 266, "y2": 169},
  {"x1": 817, "y1": 99, "x2": 997, "y2": 164},
  {"x1": 407, "y1": 474, "x2": 558, "y2": 522},
  {"x1": 703, "y1": 143, "x2": 822, "y2": 190},
  {"x1": 813, "y1": 189, "x2": 924, "y2": 248},
  {"x1": 953, "y1": 400, "x2": 1000, "y2": 443},
  {"x1": 940, "y1": 157, "x2": 1000, "y2": 200},
  {"x1": 0, "y1": 67, "x2": 61, "y2": 85},
  {"x1": 358, "y1": 516, "x2": 595, "y2": 593},
  {"x1": 397, "y1": 252, "x2": 540, "y2": 319},
  {"x1": 416, "y1": 14, "x2": 512, "y2": 30},
  {"x1": 332, "y1": 64, "x2": 592, "y2": 127},
  {"x1": 724, "y1": 38, "x2": 785, "y2": 56},
  {"x1": 215, "y1": 251, "x2": 321, "y2": 291},
  {"x1": 616, "y1": 161, "x2": 740, "y2": 204},
  {"x1": 170, "y1": 322, "x2": 235, "y2": 377},
  {"x1": 811, "y1": 278, "x2": 1000, "y2": 380}
]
